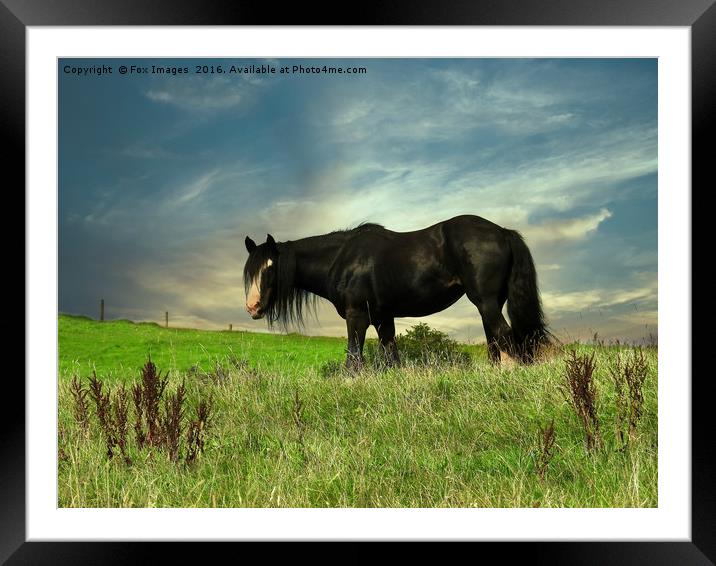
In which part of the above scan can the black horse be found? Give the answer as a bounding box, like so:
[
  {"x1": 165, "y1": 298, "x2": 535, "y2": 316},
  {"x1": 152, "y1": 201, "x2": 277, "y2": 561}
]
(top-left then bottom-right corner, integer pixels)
[{"x1": 244, "y1": 214, "x2": 549, "y2": 368}]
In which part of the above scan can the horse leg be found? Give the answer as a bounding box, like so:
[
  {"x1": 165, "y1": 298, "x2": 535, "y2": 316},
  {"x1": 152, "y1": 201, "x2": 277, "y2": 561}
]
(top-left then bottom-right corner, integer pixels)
[
  {"x1": 345, "y1": 310, "x2": 370, "y2": 371},
  {"x1": 466, "y1": 292, "x2": 515, "y2": 363},
  {"x1": 479, "y1": 299, "x2": 515, "y2": 362},
  {"x1": 460, "y1": 258, "x2": 513, "y2": 363},
  {"x1": 483, "y1": 296, "x2": 508, "y2": 362},
  {"x1": 376, "y1": 319, "x2": 400, "y2": 367},
  {"x1": 483, "y1": 326, "x2": 501, "y2": 364}
]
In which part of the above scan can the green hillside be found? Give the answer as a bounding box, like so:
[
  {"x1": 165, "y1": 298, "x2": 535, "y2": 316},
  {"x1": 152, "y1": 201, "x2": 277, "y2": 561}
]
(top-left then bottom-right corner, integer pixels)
[
  {"x1": 58, "y1": 313, "x2": 487, "y2": 378},
  {"x1": 59, "y1": 314, "x2": 350, "y2": 377}
]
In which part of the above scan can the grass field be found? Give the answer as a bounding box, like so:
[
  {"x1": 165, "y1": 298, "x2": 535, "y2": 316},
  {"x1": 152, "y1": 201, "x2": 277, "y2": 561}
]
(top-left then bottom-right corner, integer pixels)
[
  {"x1": 58, "y1": 314, "x2": 658, "y2": 508},
  {"x1": 58, "y1": 314, "x2": 359, "y2": 377}
]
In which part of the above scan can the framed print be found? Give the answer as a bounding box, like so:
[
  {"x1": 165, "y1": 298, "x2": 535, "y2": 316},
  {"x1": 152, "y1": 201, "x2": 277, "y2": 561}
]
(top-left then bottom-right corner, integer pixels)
[{"x1": 9, "y1": 0, "x2": 711, "y2": 563}]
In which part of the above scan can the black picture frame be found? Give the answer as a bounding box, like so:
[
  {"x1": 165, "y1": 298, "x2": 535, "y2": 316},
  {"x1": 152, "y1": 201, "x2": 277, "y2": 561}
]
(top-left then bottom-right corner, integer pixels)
[{"x1": 7, "y1": 1, "x2": 709, "y2": 563}]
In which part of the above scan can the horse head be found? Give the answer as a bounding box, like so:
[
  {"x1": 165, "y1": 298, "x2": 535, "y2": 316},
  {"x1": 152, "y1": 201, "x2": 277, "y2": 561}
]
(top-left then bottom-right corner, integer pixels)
[{"x1": 243, "y1": 234, "x2": 279, "y2": 319}]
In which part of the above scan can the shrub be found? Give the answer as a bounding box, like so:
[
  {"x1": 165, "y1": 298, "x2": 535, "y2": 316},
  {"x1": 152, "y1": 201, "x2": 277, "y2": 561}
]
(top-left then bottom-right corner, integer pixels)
[{"x1": 365, "y1": 323, "x2": 471, "y2": 368}]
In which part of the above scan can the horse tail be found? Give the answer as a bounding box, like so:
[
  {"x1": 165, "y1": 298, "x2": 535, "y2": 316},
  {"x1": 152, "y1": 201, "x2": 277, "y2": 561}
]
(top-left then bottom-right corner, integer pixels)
[{"x1": 505, "y1": 229, "x2": 550, "y2": 362}]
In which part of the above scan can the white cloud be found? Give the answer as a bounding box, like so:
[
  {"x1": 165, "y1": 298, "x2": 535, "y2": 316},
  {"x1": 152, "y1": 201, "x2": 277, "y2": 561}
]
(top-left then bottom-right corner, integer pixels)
[
  {"x1": 146, "y1": 76, "x2": 256, "y2": 111},
  {"x1": 541, "y1": 282, "x2": 657, "y2": 314},
  {"x1": 172, "y1": 169, "x2": 222, "y2": 206},
  {"x1": 525, "y1": 208, "x2": 613, "y2": 244},
  {"x1": 320, "y1": 64, "x2": 608, "y2": 144}
]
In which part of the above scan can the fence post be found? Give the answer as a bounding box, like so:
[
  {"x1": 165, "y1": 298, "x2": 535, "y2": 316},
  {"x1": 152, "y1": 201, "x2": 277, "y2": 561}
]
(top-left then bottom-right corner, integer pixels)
[
  {"x1": 100, "y1": 299, "x2": 104, "y2": 322},
  {"x1": 229, "y1": 324, "x2": 232, "y2": 331},
  {"x1": 165, "y1": 311, "x2": 168, "y2": 328}
]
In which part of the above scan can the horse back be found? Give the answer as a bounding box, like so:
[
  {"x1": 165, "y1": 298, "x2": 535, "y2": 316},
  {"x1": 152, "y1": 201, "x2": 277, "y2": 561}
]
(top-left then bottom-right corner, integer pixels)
[{"x1": 330, "y1": 217, "x2": 499, "y2": 316}]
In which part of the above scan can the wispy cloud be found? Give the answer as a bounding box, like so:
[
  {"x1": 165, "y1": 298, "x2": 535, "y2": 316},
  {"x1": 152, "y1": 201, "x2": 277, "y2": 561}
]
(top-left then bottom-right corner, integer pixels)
[
  {"x1": 541, "y1": 281, "x2": 657, "y2": 314},
  {"x1": 525, "y1": 208, "x2": 613, "y2": 244},
  {"x1": 146, "y1": 75, "x2": 263, "y2": 112},
  {"x1": 120, "y1": 143, "x2": 176, "y2": 160},
  {"x1": 172, "y1": 169, "x2": 223, "y2": 206},
  {"x1": 60, "y1": 58, "x2": 658, "y2": 343}
]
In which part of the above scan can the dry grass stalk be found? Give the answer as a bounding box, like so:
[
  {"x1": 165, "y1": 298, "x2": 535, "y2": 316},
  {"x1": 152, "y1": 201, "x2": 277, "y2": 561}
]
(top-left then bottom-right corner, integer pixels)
[
  {"x1": 610, "y1": 347, "x2": 649, "y2": 449},
  {"x1": 535, "y1": 418, "x2": 556, "y2": 482},
  {"x1": 162, "y1": 381, "x2": 186, "y2": 463},
  {"x1": 563, "y1": 350, "x2": 602, "y2": 453},
  {"x1": 138, "y1": 358, "x2": 169, "y2": 448},
  {"x1": 131, "y1": 383, "x2": 146, "y2": 449},
  {"x1": 69, "y1": 375, "x2": 90, "y2": 435},
  {"x1": 113, "y1": 385, "x2": 132, "y2": 465},
  {"x1": 185, "y1": 397, "x2": 212, "y2": 466},
  {"x1": 74, "y1": 358, "x2": 213, "y2": 468},
  {"x1": 88, "y1": 371, "x2": 116, "y2": 458}
]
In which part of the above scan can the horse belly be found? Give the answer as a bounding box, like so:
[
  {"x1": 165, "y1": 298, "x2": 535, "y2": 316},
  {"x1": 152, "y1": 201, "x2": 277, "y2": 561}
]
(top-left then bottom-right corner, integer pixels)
[{"x1": 388, "y1": 285, "x2": 465, "y2": 318}]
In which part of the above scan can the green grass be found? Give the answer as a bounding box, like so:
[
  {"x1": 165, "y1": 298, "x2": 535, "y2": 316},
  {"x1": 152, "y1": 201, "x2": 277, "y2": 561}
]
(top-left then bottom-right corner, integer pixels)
[
  {"x1": 59, "y1": 314, "x2": 354, "y2": 377},
  {"x1": 58, "y1": 314, "x2": 658, "y2": 508}
]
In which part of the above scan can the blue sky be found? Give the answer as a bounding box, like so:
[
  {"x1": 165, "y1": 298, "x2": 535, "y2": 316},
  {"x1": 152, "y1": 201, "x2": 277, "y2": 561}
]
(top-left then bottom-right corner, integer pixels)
[{"x1": 59, "y1": 58, "x2": 657, "y2": 343}]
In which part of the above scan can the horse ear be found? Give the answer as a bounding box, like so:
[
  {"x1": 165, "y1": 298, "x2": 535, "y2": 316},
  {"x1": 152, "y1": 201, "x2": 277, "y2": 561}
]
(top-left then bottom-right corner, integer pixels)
[
  {"x1": 245, "y1": 236, "x2": 257, "y2": 253},
  {"x1": 266, "y1": 234, "x2": 277, "y2": 248}
]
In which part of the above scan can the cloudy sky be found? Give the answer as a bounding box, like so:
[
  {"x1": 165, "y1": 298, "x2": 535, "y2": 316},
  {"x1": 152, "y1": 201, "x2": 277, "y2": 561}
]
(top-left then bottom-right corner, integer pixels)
[{"x1": 59, "y1": 58, "x2": 657, "y2": 344}]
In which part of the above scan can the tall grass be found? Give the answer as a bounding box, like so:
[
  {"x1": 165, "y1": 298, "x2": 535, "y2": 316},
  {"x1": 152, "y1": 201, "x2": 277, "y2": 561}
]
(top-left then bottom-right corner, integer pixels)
[{"x1": 58, "y1": 342, "x2": 657, "y2": 508}]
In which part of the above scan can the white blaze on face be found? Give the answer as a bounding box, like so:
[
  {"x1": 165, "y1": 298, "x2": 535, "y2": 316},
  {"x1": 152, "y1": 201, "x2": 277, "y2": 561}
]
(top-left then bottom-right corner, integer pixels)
[{"x1": 246, "y1": 259, "x2": 273, "y2": 314}]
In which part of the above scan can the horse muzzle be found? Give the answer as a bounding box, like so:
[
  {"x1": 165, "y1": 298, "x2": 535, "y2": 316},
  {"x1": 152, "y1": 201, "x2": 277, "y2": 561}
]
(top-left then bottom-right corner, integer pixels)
[{"x1": 246, "y1": 304, "x2": 264, "y2": 319}]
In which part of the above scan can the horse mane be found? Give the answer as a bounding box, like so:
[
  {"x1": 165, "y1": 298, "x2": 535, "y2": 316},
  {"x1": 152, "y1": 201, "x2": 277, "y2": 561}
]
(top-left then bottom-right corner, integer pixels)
[
  {"x1": 243, "y1": 241, "x2": 317, "y2": 330},
  {"x1": 325, "y1": 222, "x2": 385, "y2": 236},
  {"x1": 244, "y1": 222, "x2": 384, "y2": 330}
]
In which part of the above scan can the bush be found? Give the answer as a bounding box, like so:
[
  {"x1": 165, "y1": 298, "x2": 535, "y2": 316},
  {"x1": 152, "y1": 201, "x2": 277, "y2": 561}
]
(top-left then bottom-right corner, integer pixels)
[{"x1": 366, "y1": 323, "x2": 471, "y2": 368}]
